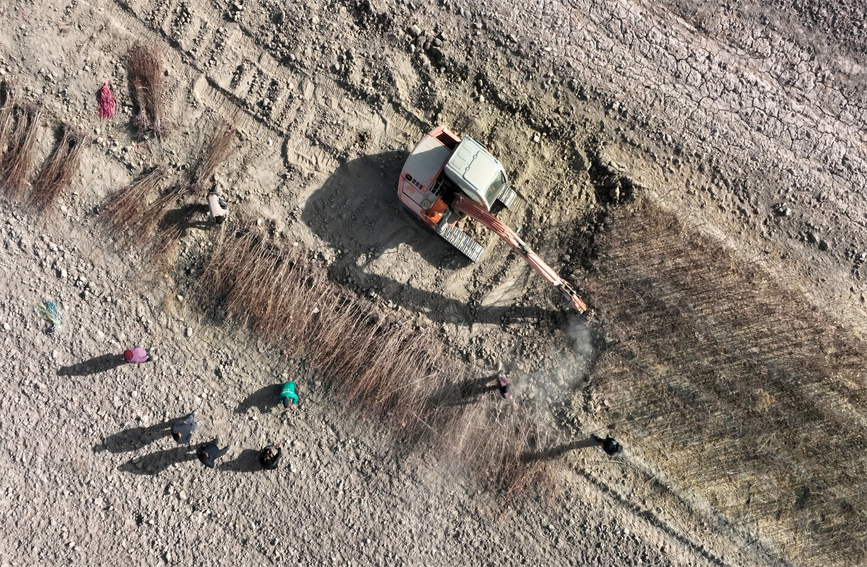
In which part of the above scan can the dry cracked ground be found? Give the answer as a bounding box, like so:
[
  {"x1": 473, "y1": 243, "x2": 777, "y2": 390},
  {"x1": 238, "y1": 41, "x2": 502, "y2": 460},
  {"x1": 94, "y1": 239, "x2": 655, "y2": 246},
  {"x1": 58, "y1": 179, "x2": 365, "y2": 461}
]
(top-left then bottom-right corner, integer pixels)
[{"x1": 0, "y1": 0, "x2": 865, "y2": 566}]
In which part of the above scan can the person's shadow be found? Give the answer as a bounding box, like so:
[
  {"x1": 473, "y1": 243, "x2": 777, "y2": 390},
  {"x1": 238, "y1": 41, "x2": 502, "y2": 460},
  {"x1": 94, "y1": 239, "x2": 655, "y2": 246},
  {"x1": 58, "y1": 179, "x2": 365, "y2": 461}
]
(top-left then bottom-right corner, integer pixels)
[
  {"x1": 220, "y1": 449, "x2": 263, "y2": 473},
  {"x1": 93, "y1": 420, "x2": 173, "y2": 453},
  {"x1": 235, "y1": 384, "x2": 282, "y2": 414},
  {"x1": 428, "y1": 375, "x2": 499, "y2": 408},
  {"x1": 157, "y1": 203, "x2": 213, "y2": 235},
  {"x1": 58, "y1": 354, "x2": 124, "y2": 376},
  {"x1": 521, "y1": 437, "x2": 599, "y2": 462},
  {"x1": 117, "y1": 446, "x2": 197, "y2": 475}
]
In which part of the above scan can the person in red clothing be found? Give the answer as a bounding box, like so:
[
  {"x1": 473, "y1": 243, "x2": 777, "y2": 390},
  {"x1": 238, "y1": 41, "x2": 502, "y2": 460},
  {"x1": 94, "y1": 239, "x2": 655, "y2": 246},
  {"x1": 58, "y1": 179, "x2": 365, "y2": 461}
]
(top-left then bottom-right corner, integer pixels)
[
  {"x1": 496, "y1": 372, "x2": 512, "y2": 400},
  {"x1": 123, "y1": 347, "x2": 158, "y2": 363}
]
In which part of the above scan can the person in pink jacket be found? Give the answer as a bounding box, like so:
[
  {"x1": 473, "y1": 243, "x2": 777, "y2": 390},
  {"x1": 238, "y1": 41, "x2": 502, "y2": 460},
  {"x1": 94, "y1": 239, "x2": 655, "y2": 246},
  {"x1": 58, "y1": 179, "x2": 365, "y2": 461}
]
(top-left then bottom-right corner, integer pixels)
[{"x1": 123, "y1": 347, "x2": 158, "y2": 363}]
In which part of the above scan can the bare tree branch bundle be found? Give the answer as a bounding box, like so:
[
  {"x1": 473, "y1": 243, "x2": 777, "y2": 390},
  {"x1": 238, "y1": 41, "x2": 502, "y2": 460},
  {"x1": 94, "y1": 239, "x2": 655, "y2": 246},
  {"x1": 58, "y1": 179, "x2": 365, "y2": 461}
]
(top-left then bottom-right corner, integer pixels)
[
  {"x1": 126, "y1": 43, "x2": 165, "y2": 137},
  {"x1": 29, "y1": 124, "x2": 88, "y2": 214},
  {"x1": 191, "y1": 121, "x2": 236, "y2": 193},
  {"x1": 0, "y1": 104, "x2": 42, "y2": 200},
  {"x1": 0, "y1": 80, "x2": 15, "y2": 155},
  {"x1": 100, "y1": 165, "x2": 170, "y2": 239},
  {"x1": 195, "y1": 219, "x2": 554, "y2": 492}
]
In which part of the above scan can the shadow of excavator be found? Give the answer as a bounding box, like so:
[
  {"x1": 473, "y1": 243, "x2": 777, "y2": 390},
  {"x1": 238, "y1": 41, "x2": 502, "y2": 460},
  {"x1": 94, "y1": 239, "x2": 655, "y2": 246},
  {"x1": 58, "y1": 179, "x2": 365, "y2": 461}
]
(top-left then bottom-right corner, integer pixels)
[{"x1": 300, "y1": 151, "x2": 569, "y2": 326}]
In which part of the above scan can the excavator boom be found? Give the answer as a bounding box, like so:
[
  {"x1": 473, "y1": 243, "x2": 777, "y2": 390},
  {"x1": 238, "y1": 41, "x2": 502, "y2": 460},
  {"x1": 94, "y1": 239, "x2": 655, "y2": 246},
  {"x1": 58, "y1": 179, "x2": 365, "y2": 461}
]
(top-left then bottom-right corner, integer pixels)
[{"x1": 452, "y1": 194, "x2": 593, "y2": 320}]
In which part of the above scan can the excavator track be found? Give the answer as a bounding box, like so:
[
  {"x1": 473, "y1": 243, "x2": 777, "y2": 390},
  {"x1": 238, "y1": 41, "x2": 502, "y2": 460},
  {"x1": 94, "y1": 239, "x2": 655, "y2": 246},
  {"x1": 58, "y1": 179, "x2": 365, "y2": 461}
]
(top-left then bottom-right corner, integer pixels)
[
  {"x1": 497, "y1": 186, "x2": 518, "y2": 209},
  {"x1": 437, "y1": 222, "x2": 485, "y2": 263}
]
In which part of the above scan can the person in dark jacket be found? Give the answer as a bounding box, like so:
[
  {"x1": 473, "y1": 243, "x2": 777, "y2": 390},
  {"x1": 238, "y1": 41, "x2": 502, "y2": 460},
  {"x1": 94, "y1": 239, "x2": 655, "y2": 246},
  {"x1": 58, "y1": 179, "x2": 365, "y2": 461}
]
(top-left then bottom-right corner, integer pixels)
[
  {"x1": 591, "y1": 434, "x2": 624, "y2": 456},
  {"x1": 196, "y1": 437, "x2": 225, "y2": 469},
  {"x1": 258, "y1": 444, "x2": 282, "y2": 470},
  {"x1": 171, "y1": 413, "x2": 200, "y2": 444}
]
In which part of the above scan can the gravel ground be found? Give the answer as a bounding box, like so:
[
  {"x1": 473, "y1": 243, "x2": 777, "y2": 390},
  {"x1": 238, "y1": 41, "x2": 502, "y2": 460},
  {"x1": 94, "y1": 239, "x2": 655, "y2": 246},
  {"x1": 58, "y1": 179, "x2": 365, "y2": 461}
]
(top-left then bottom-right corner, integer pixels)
[{"x1": 0, "y1": 0, "x2": 864, "y2": 565}]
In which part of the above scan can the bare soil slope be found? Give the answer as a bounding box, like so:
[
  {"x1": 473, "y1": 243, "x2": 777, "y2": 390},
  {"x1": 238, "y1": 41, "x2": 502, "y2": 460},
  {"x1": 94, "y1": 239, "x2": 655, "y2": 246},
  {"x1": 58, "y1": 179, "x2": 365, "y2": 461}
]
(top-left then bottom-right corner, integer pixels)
[{"x1": 0, "y1": 0, "x2": 865, "y2": 565}]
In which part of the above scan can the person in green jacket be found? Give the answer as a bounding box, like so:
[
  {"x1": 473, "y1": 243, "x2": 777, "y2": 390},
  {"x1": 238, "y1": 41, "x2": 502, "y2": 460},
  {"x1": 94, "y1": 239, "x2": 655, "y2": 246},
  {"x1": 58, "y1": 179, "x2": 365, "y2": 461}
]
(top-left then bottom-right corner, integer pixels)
[{"x1": 280, "y1": 381, "x2": 299, "y2": 410}]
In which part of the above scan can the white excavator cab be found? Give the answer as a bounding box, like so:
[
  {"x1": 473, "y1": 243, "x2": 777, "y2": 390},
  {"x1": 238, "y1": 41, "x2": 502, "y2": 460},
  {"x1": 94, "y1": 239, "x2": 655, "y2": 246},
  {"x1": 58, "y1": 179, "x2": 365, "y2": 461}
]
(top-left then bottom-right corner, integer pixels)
[
  {"x1": 443, "y1": 137, "x2": 509, "y2": 212},
  {"x1": 397, "y1": 126, "x2": 516, "y2": 262}
]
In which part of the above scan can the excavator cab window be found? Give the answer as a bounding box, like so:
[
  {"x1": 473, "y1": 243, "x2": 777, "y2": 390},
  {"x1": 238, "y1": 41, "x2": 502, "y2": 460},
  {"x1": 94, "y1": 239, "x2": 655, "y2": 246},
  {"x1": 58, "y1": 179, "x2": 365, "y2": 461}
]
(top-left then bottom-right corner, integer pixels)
[
  {"x1": 432, "y1": 172, "x2": 460, "y2": 205},
  {"x1": 485, "y1": 171, "x2": 508, "y2": 208}
]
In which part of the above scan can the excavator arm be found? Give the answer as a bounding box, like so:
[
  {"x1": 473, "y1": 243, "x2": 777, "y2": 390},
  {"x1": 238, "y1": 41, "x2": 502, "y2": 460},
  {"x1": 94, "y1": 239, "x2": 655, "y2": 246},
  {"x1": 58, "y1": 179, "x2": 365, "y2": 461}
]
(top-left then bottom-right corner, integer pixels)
[{"x1": 452, "y1": 194, "x2": 593, "y2": 320}]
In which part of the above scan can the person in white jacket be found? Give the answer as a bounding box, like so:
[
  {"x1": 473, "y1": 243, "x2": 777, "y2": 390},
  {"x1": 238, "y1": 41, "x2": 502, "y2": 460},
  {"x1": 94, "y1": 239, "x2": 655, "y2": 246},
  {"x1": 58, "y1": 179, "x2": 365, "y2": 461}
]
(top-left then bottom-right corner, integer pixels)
[{"x1": 207, "y1": 188, "x2": 228, "y2": 224}]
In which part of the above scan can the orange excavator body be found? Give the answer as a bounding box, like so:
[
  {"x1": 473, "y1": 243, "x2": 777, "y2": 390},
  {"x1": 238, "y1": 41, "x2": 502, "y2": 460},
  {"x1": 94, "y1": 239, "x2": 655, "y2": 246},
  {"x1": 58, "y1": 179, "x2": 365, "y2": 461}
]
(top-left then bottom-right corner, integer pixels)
[{"x1": 398, "y1": 125, "x2": 459, "y2": 229}]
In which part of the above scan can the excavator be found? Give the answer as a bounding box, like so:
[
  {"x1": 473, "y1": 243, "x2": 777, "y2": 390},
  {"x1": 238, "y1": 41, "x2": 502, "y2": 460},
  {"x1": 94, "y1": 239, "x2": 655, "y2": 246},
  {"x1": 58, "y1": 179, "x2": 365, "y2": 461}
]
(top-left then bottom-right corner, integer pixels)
[{"x1": 398, "y1": 125, "x2": 593, "y2": 320}]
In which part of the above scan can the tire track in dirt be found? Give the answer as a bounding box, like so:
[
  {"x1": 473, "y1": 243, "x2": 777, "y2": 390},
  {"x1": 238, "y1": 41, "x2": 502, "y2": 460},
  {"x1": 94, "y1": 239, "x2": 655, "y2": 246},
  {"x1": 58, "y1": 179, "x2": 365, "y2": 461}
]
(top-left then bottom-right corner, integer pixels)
[{"x1": 582, "y1": 196, "x2": 867, "y2": 567}]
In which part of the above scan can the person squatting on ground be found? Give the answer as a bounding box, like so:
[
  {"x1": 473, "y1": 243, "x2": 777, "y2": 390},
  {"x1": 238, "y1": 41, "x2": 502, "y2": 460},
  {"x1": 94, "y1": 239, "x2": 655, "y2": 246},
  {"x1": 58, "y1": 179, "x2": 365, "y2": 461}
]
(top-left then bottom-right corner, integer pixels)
[
  {"x1": 171, "y1": 413, "x2": 200, "y2": 444},
  {"x1": 280, "y1": 381, "x2": 299, "y2": 410},
  {"x1": 591, "y1": 434, "x2": 624, "y2": 456},
  {"x1": 124, "y1": 347, "x2": 157, "y2": 363},
  {"x1": 207, "y1": 188, "x2": 229, "y2": 224},
  {"x1": 497, "y1": 372, "x2": 512, "y2": 400},
  {"x1": 197, "y1": 437, "x2": 225, "y2": 469},
  {"x1": 258, "y1": 445, "x2": 282, "y2": 470}
]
